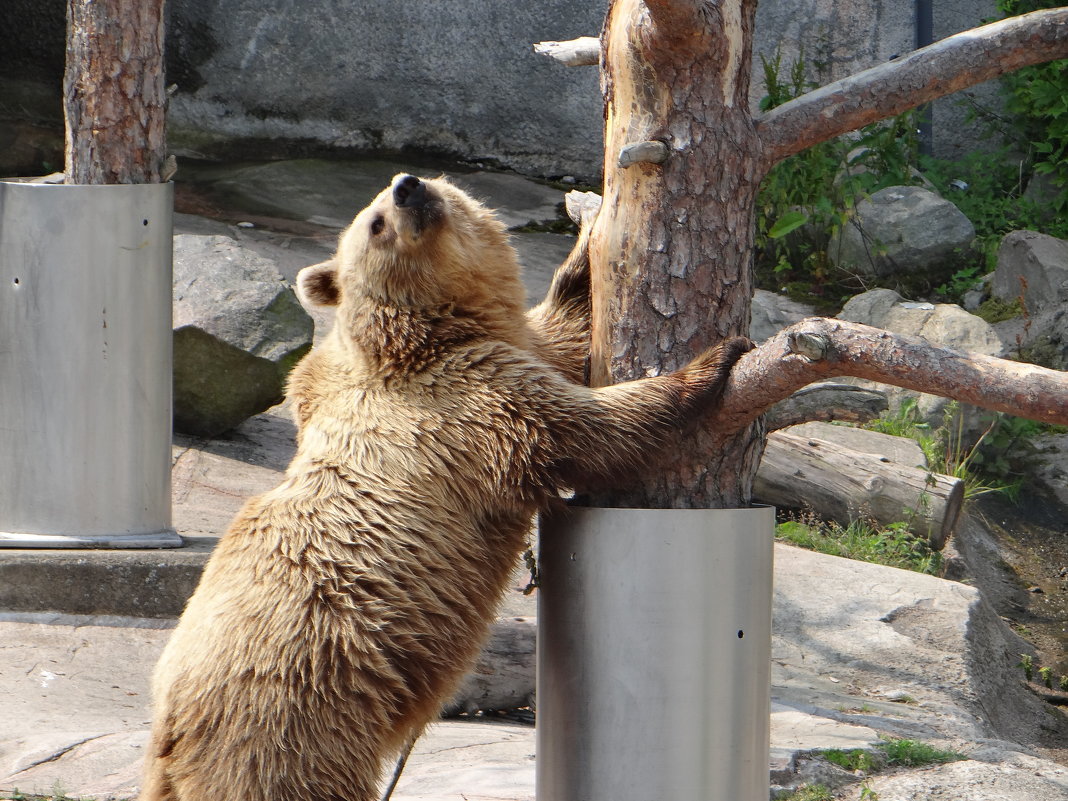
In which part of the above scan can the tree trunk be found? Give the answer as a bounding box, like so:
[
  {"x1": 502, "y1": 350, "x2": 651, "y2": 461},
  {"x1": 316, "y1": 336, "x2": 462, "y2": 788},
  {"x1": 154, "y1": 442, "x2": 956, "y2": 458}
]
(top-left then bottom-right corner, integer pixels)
[
  {"x1": 64, "y1": 0, "x2": 167, "y2": 184},
  {"x1": 579, "y1": 3, "x2": 1068, "y2": 511},
  {"x1": 590, "y1": 0, "x2": 763, "y2": 509}
]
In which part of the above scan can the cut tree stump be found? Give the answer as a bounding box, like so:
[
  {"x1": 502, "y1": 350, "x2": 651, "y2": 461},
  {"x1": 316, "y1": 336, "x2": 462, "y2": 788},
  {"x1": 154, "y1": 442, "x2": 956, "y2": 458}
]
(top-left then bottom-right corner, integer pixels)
[{"x1": 754, "y1": 429, "x2": 963, "y2": 550}]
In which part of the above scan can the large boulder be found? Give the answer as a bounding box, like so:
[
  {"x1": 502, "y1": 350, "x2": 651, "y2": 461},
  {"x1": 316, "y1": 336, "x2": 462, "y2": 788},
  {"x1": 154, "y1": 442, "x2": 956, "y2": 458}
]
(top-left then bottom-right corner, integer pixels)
[
  {"x1": 992, "y1": 230, "x2": 1068, "y2": 313},
  {"x1": 838, "y1": 288, "x2": 1005, "y2": 440},
  {"x1": 750, "y1": 289, "x2": 815, "y2": 342},
  {"x1": 830, "y1": 186, "x2": 975, "y2": 277},
  {"x1": 990, "y1": 230, "x2": 1068, "y2": 369},
  {"x1": 173, "y1": 234, "x2": 314, "y2": 437}
]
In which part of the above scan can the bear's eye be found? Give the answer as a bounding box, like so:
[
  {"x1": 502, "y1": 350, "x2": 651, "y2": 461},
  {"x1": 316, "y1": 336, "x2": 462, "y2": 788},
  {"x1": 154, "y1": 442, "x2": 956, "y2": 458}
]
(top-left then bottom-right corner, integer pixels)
[{"x1": 370, "y1": 215, "x2": 386, "y2": 236}]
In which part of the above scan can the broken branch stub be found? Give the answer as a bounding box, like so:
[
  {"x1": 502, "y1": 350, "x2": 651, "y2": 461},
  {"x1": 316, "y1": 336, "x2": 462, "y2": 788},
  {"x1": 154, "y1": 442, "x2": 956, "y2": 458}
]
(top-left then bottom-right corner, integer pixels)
[
  {"x1": 533, "y1": 37, "x2": 600, "y2": 67},
  {"x1": 618, "y1": 141, "x2": 670, "y2": 168}
]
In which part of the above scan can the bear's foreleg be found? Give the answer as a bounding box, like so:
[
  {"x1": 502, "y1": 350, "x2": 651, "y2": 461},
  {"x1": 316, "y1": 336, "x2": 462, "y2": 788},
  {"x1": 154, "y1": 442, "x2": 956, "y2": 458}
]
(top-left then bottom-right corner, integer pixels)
[
  {"x1": 525, "y1": 336, "x2": 753, "y2": 487},
  {"x1": 526, "y1": 226, "x2": 591, "y2": 383}
]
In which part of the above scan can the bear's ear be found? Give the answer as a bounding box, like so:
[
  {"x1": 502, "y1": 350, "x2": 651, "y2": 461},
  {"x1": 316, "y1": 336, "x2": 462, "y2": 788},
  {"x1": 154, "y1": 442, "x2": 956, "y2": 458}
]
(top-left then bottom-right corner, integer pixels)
[{"x1": 296, "y1": 259, "x2": 341, "y2": 308}]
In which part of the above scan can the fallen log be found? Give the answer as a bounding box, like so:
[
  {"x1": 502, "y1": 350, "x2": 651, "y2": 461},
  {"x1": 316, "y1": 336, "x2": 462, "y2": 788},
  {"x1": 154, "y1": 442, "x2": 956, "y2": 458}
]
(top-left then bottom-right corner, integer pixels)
[
  {"x1": 786, "y1": 421, "x2": 927, "y2": 468},
  {"x1": 444, "y1": 616, "x2": 536, "y2": 715},
  {"x1": 765, "y1": 383, "x2": 888, "y2": 431},
  {"x1": 754, "y1": 429, "x2": 964, "y2": 550}
]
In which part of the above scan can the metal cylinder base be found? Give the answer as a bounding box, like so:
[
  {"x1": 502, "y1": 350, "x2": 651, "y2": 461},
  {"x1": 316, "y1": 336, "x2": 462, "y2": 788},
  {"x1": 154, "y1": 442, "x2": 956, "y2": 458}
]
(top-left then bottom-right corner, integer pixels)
[
  {"x1": 537, "y1": 504, "x2": 774, "y2": 801},
  {"x1": 0, "y1": 181, "x2": 177, "y2": 549}
]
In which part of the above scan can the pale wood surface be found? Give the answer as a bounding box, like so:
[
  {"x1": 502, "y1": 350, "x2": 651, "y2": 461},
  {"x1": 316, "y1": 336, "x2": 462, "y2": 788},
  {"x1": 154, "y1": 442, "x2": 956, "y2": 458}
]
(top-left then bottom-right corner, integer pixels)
[{"x1": 755, "y1": 430, "x2": 963, "y2": 549}]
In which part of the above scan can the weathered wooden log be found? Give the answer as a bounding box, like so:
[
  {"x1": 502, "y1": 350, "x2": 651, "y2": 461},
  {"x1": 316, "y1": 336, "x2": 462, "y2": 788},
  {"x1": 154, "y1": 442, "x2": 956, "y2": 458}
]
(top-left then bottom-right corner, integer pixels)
[
  {"x1": 754, "y1": 430, "x2": 963, "y2": 550},
  {"x1": 765, "y1": 383, "x2": 889, "y2": 431},
  {"x1": 785, "y1": 421, "x2": 927, "y2": 468},
  {"x1": 444, "y1": 616, "x2": 536, "y2": 715}
]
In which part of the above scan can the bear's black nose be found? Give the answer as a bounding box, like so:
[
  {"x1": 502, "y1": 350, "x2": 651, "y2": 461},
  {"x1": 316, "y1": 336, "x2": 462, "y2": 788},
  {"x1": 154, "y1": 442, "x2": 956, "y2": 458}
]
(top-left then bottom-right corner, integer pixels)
[{"x1": 393, "y1": 175, "x2": 427, "y2": 209}]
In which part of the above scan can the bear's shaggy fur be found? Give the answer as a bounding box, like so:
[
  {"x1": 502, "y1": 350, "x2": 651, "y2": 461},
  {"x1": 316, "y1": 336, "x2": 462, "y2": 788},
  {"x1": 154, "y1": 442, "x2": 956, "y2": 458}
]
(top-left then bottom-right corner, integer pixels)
[{"x1": 142, "y1": 174, "x2": 750, "y2": 801}]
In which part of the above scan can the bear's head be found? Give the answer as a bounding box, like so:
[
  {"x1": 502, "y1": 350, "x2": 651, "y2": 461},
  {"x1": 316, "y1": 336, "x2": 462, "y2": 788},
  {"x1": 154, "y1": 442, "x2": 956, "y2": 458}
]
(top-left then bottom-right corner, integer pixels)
[{"x1": 297, "y1": 173, "x2": 530, "y2": 350}]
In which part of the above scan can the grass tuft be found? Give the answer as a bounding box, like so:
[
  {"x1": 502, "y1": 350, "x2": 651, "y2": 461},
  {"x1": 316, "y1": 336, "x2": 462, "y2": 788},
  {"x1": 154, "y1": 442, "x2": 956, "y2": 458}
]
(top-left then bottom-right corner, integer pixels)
[{"x1": 776, "y1": 516, "x2": 942, "y2": 575}]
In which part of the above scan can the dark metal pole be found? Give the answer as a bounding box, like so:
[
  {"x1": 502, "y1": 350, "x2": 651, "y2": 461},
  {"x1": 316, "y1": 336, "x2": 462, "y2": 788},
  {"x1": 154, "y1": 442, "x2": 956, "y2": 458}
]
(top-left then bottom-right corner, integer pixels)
[{"x1": 915, "y1": 0, "x2": 935, "y2": 155}]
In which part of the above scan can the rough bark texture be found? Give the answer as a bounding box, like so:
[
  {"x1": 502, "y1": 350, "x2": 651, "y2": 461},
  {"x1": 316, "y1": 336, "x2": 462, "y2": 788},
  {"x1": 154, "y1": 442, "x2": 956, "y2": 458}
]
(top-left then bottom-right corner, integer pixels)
[
  {"x1": 576, "y1": 3, "x2": 1068, "y2": 510},
  {"x1": 590, "y1": 0, "x2": 763, "y2": 508},
  {"x1": 64, "y1": 0, "x2": 167, "y2": 184},
  {"x1": 757, "y1": 8, "x2": 1068, "y2": 165}
]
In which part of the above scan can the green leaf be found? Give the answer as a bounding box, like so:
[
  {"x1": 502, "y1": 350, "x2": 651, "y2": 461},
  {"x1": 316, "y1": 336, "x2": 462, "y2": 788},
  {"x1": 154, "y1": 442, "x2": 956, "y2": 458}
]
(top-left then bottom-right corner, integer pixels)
[{"x1": 768, "y1": 210, "x2": 809, "y2": 239}]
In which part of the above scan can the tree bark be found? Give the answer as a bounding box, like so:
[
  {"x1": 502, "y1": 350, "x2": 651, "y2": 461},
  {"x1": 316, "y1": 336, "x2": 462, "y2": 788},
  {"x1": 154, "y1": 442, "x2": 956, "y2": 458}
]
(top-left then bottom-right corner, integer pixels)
[
  {"x1": 64, "y1": 0, "x2": 167, "y2": 184},
  {"x1": 560, "y1": 2, "x2": 1068, "y2": 510},
  {"x1": 589, "y1": 0, "x2": 763, "y2": 509}
]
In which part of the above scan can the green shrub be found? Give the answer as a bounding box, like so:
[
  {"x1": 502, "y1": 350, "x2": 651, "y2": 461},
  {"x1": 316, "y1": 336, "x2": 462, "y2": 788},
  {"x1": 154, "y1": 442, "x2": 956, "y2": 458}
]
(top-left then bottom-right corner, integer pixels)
[
  {"x1": 822, "y1": 748, "x2": 878, "y2": 773},
  {"x1": 996, "y1": 0, "x2": 1068, "y2": 216},
  {"x1": 876, "y1": 738, "x2": 965, "y2": 767},
  {"x1": 776, "y1": 516, "x2": 942, "y2": 575},
  {"x1": 755, "y1": 50, "x2": 921, "y2": 307}
]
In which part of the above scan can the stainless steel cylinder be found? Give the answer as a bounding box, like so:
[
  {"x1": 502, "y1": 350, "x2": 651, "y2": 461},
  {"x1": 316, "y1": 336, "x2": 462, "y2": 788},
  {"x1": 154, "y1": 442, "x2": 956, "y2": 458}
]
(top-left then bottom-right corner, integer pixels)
[
  {"x1": 537, "y1": 505, "x2": 774, "y2": 801},
  {"x1": 0, "y1": 181, "x2": 178, "y2": 548}
]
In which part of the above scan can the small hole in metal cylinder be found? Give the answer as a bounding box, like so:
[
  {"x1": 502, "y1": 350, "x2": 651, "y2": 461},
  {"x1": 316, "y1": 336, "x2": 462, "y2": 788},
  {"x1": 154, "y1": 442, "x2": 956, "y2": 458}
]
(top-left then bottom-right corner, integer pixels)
[
  {"x1": 142, "y1": 219, "x2": 149, "y2": 226},
  {"x1": 13, "y1": 277, "x2": 19, "y2": 286},
  {"x1": 737, "y1": 630, "x2": 744, "y2": 639}
]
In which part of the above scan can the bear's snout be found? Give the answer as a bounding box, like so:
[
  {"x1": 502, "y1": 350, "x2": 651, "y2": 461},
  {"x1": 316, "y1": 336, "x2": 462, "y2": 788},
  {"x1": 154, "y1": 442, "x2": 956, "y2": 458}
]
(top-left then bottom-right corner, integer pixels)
[{"x1": 393, "y1": 175, "x2": 427, "y2": 209}]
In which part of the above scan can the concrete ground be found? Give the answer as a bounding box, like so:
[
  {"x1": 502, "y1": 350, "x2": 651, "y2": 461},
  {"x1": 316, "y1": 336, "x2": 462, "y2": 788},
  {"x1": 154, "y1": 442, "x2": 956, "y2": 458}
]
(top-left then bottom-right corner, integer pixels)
[
  {"x1": 4, "y1": 160, "x2": 1068, "y2": 800},
  {"x1": 6, "y1": 537, "x2": 1068, "y2": 800}
]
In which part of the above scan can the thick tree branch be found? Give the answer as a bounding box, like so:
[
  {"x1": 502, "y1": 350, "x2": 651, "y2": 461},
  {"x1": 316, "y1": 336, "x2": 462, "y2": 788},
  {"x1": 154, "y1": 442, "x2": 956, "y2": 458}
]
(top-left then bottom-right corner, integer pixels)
[
  {"x1": 533, "y1": 37, "x2": 600, "y2": 67},
  {"x1": 756, "y1": 8, "x2": 1068, "y2": 167},
  {"x1": 718, "y1": 317, "x2": 1068, "y2": 433}
]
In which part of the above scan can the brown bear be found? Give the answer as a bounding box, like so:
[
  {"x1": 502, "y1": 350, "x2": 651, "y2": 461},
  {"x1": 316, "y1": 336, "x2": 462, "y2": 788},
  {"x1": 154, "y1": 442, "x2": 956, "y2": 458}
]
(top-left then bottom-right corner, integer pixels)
[{"x1": 142, "y1": 173, "x2": 750, "y2": 801}]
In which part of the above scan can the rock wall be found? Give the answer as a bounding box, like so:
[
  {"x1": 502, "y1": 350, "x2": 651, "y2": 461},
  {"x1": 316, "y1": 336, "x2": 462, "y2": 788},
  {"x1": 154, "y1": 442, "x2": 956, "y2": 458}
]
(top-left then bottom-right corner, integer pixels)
[{"x1": 0, "y1": 0, "x2": 1001, "y2": 178}]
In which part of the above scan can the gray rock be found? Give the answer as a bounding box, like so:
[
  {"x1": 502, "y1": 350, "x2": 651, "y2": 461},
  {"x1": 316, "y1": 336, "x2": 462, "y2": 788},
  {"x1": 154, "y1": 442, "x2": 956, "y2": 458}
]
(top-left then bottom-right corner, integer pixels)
[
  {"x1": 1022, "y1": 172, "x2": 1065, "y2": 223},
  {"x1": 1032, "y1": 430, "x2": 1068, "y2": 509},
  {"x1": 992, "y1": 230, "x2": 1068, "y2": 315},
  {"x1": 839, "y1": 289, "x2": 1003, "y2": 358},
  {"x1": 830, "y1": 186, "x2": 975, "y2": 277},
  {"x1": 838, "y1": 288, "x2": 1004, "y2": 439},
  {"x1": 751, "y1": 289, "x2": 815, "y2": 342},
  {"x1": 173, "y1": 234, "x2": 313, "y2": 437},
  {"x1": 184, "y1": 159, "x2": 568, "y2": 233},
  {"x1": 164, "y1": 1, "x2": 608, "y2": 179},
  {"x1": 859, "y1": 752, "x2": 1068, "y2": 801},
  {"x1": 991, "y1": 230, "x2": 1068, "y2": 369}
]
